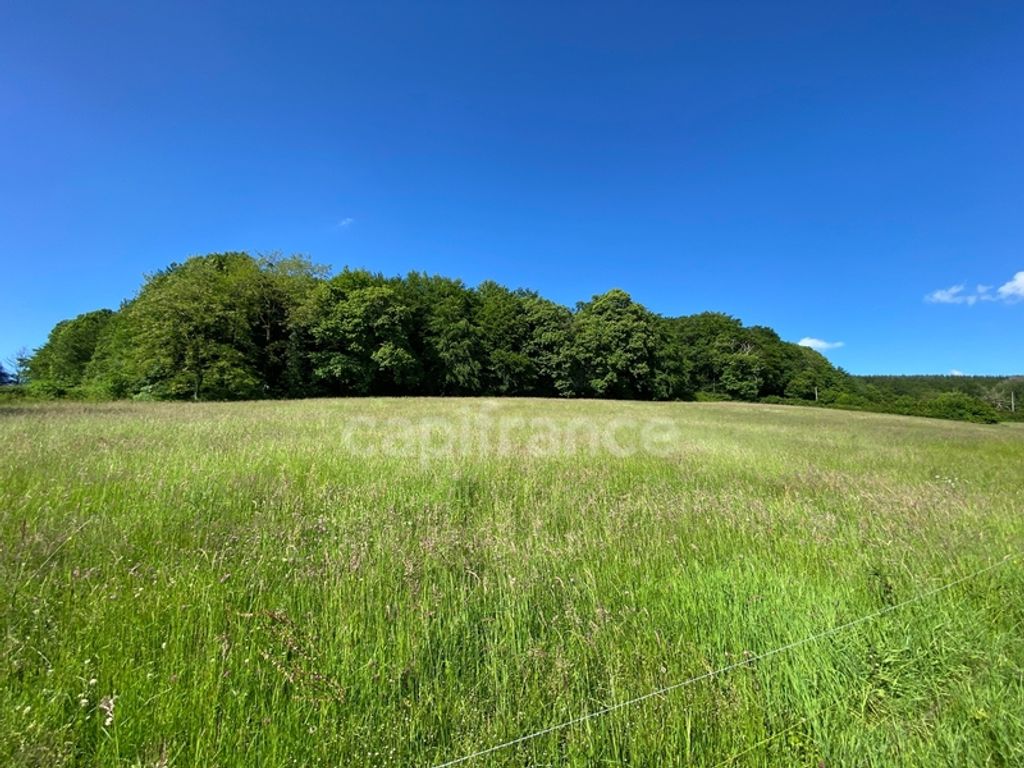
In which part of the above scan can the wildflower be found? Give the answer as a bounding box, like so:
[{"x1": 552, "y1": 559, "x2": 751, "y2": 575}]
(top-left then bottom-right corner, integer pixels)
[{"x1": 99, "y1": 695, "x2": 116, "y2": 727}]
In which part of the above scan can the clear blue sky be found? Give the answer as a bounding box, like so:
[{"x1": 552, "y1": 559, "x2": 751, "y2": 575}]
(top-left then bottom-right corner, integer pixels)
[{"x1": 2, "y1": 1, "x2": 1022, "y2": 375}]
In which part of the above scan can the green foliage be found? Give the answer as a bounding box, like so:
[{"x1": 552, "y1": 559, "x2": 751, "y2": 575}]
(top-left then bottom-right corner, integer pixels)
[
  {"x1": 24, "y1": 309, "x2": 116, "y2": 396},
  {"x1": 293, "y1": 270, "x2": 419, "y2": 395},
  {"x1": 919, "y1": 392, "x2": 1000, "y2": 424},
  {"x1": 121, "y1": 253, "x2": 268, "y2": 399},
  {"x1": 80, "y1": 308, "x2": 140, "y2": 399},
  {"x1": 17, "y1": 251, "x2": 1019, "y2": 422},
  {"x1": 853, "y1": 375, "x2": 1023, "y2": 421},
  {"x1": 569, "y1": 289, "x2": 662, "y2": 399},
  {"x1": 475, "y1": 281, "x2": 538, "y2": 395},
  {"x1": 0, "y1": 384, "x2": 28, "y2": 402},
  {"x1": 519, "y1": 292, "x2": 575, "y2": 396},
  {"x1": 719, "y1": 351, "x2": 763, "y2": 400},
  {"x1": 669, "y1": 312, "x2": 743, "y2": 395},
  {"x1": 251, "y1": 253, "x2": 328, "y2": 396},
  {"x1": 419, "y1": 275, "x2": 483, "y2": 395},
  {"x1": 72, "y1": 253, "x2": 324, "y2": 400}
]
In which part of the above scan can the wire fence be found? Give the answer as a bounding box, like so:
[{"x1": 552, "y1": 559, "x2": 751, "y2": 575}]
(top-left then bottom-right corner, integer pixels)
[{"x1": 430, "y1": 552, "x2": 1017, "y2": 768}]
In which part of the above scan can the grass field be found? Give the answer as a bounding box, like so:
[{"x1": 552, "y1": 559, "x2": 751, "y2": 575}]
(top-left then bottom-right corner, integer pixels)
[{"x1": 2, "y1": 399, "x2": 1023, "y2": 766}]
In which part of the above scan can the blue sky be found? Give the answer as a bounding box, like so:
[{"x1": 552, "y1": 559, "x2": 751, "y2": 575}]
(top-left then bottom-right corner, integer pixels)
[{"x1": 2, "y1": 1, "x2": 1022, "y2": 375}]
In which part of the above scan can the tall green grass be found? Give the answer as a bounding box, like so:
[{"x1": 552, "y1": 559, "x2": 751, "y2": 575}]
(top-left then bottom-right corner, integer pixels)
[{"x1": 2, "y1": 399, "x2": 1022, "y2": 766}]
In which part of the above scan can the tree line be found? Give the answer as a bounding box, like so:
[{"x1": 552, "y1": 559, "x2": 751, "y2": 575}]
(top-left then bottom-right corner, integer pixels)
[{"x1": 10, "y1": 251, "x2": 1019, "y2": 423}]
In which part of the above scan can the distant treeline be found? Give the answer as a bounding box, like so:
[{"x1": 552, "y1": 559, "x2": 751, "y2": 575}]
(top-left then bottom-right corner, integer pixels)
[
  {"x1": 6, "y1": 252, "x2": 1020, "y2": 423},
  {"x1": 845, "y1": 375, "x2": 1022, "y2": 422}
]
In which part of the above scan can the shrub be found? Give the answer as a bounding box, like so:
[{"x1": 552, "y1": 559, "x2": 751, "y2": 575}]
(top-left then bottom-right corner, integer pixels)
[{"x1": 921, "y1": 392, "x2": 1000, "y2": 424}]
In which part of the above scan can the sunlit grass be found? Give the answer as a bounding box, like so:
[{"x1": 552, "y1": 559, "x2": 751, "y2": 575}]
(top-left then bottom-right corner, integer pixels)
[{"x1": 2, "y1": 399, "x2": 1022, "y2": 766}]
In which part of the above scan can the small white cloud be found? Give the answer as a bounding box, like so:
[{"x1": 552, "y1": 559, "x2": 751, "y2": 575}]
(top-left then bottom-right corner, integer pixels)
[
  {"x1": 798, "y1": 337, "x2": 845, "y2": 351},
  {"x1": 997, "y1": 271, "x2": 1024, "y2": 302},
  {"x1": 926, "y1": 271, "x2": 1024, "y2": 306},
  {"x1": 926, "y1": 285, "x2": 969, "y2": 304},
  {"x1": 336, "y1": 217, "x2": 354, "y2": 229},
  {"x1": 976, "y1": 285, "x2": 996, "y2": 302},
  {"x1": 950, "y1": 369, "x2": 965, "y2": 376}
]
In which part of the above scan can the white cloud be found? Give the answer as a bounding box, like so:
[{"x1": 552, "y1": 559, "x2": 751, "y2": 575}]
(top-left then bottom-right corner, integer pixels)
[
  {"x1": 926, "y1": 285, "x2": 971, "y2": 304},
  {"x1": 997, "y1": 271, "x2": 1024, "y2": 302},
  {"x1": 336, "y1": 217, "x2": 354, "y2": 229},
  {"x1": 798, "y1": 337, "x2": 845, "y2": 351},
  {"x1": 926, "y1": 270, "x2": 1024, "y2": 306},
  {"x1": 950, "y1": 369, "x2": 965, "y2": 376}
]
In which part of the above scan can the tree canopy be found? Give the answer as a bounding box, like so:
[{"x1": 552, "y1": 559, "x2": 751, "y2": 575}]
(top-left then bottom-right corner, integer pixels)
[{"x1": 16, "y1": 252, "x2": 1018, "y2": 423}]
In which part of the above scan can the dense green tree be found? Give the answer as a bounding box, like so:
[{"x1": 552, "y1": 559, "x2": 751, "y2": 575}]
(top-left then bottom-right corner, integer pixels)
[
  {"x1": 708, "y1": 323, "x2": 762, "y2": 401},
  {"x1": 784, "y1": 346, "x2": 847, "y2": 401},
  {"x1": 80, "y1": 307, "x2": 139, "y2": 398},
  {"x1": 21, "y1": 249, "x2": 1015, "y2": 423},
  {"x1": 669, "y1": 312, "x2": 745, "y2": 394},
  {"x1": 920, "y1": 392, "x2": 999, "y2": 424},
  {"x1": 719, "y1": 351, "x2": 763, "y2": 400},
  {"x1": 743, "y1": 326, "x2": 789, "y2": 396},
  {"x1": 474, "y1": 281, "x2": 536, "y2": 395},
  {"x1": 473, "y1": 282, "x2": 575, "y2": 396},
  {"x1": 569, "y1": 289, "x2": 662, "y2": 399},
  {"x1": 253, "y1": 254, "x2": 328, "y2": 396},
  {"x1": 520, "y1": 292, "x2": 575, "y2": 396},
  {"x1": 785, "y1": 369, "x2": 822, "y2": 401},
  {"x1": 118, "y1": 253, "x2": 268, "y2": 400},
  {"x1": 399, "y1": 273, "x2": 483, "y2": 395},
  {"x1": 26, "y1": 309, "x2": 115, "y2": 395},
  {"x1": 654, "y1": 317, "x2": 694, "y2": 400},
  {"x1": 292, "y1": 270, "x2": 418, "y2": 395}
]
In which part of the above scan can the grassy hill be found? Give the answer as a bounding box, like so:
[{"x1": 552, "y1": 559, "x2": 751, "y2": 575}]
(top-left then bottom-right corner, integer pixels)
[{"x1": 2, "y1": 399, "x2": 1022, "y2": 766}]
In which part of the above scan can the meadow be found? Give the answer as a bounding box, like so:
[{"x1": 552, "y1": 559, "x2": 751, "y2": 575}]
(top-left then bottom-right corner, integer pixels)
[{"x1": 1, "y1": 398, "x2": 1023, "y2": 766}]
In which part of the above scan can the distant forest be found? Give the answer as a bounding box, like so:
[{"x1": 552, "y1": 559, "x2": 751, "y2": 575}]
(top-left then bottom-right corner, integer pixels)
[{"x1": 5, "y1": 252, "x2": 1020, "y2": 423}]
